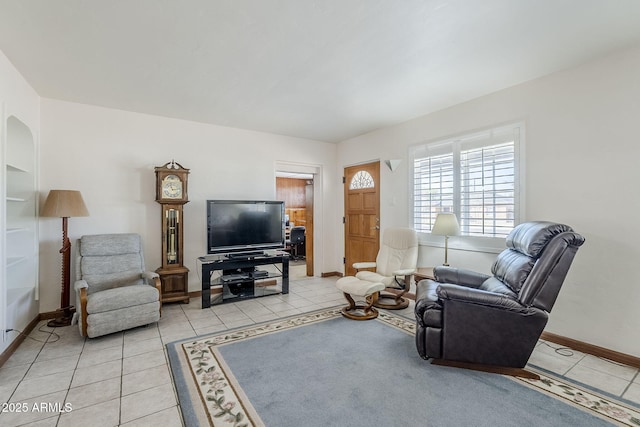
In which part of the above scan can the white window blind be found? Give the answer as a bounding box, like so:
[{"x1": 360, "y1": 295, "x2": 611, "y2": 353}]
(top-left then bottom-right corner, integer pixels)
[
  {"x1": 410, "y1": 123, "x2": 522, "y2": 238},
  {"x1": 413, "y1": 153, "x2": 454, "y2": 232}
]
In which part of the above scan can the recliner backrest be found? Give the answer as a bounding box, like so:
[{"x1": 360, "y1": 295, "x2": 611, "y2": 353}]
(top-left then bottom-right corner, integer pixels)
[
  {"x1": 375, "y1": 227, "x2": 419, "y2": 277},
  {"x1": 75, "y1": 233, "x2": 145, "y2": 294},
  {"x1": 489, "y1": 222, "x2": 585, "y2": 311}
]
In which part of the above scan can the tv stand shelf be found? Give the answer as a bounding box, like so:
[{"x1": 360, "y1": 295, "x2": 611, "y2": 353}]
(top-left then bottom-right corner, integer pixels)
[{"x1": 199, "y1": 251, "x2": 289, "y2": 308}]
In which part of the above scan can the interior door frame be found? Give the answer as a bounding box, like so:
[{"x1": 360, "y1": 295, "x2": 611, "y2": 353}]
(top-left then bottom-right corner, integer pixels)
[
  {"x1": 304, "y1": 179, "x2": 314, "y2": 276},
  {"x1": 275, "y1": 162, "x2": 321, "y2": 277}
]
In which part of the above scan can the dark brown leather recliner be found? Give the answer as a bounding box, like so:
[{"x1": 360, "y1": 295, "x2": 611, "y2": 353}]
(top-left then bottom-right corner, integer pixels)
[{"x1": 414, "y1": 221, "x2": 585, "y2": 369}]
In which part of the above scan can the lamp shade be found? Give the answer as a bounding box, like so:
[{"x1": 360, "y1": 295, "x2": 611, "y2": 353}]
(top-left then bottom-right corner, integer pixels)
[
  {"x1": 431, "y1": 213, "x2": 460, "y2": 236},
  {"x1": 41, "y1": 190, "x2": 89, "y2": 218}
]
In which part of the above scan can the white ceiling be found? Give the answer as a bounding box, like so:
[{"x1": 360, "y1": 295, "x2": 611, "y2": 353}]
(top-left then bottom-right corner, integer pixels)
[{"x1": 1, "y1": 1, "x2": 640, "y2": 143}]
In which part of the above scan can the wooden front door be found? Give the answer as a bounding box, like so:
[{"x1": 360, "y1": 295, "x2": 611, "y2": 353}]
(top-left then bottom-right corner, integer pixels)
[{"x1": 344, "y1": 161, "x2": 380, "y2": 276}]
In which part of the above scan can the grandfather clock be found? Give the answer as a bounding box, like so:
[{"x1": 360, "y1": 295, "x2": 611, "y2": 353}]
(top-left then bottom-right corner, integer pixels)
[{"x1": 155, "y1": 160, "x2": 190, "y2": 303}]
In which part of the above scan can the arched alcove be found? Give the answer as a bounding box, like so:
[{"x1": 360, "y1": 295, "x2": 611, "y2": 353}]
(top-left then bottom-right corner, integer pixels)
[{"x1": 3, "y1": 115, "x2": 39, "y2": 352}]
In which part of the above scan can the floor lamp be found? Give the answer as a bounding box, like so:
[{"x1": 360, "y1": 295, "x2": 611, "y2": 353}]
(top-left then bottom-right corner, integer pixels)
[
  {"x1": 431, "y1": 213, "x2": 460, "y2": 266},
  {"x1": 41, "y1": 190, "x2": 89, "y2": 327}
]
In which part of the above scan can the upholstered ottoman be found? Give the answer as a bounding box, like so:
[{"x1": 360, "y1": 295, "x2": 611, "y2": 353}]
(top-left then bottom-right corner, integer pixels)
[{"x1": 335, "y1": 276, "x2": 385, "y2": 320}]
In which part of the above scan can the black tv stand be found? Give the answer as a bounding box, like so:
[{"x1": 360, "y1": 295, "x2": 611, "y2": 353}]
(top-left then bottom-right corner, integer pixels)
[
  {"x1": 199, "y1": 251, "x2": 289, "y2": 308},
  {"x1": 226, "y1": 251, "x2": 265, "y2": 260}
]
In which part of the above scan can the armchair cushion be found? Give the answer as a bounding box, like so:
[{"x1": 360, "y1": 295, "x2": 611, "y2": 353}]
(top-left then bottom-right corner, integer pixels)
[
  {"x1": 86, "y1": 284, "x2": 159, "y2": 313},
  {"x1": 494, "y1": 222, "x2": 573, "y2": 294},
  {"x1": 336, "y1": 276, "x2": 385, "y2": 297},
  {"x1": 86, "y1": 302, "x2": 160, "y2": 339},
  {"x1": 478, "y1": 277, "x2": 519, "y2": 298},
  {"x1": 490, "y1": 250, "x2": 535, "y2": 293},
  {"x1": 80, "y1": 233, "x2": 143, "y2": 256},
  {"x1": 506, "y1": 222, "x2": 573, "y2": 258},
  {"x1": 393, "y1": 268, "x2": 416, "y2": 276},
  {"x1": 375, "y1": 228, "x2": 419, "y2": 277},
  {"x1": 355, "y1": 270, "x2": 396, "y2": 287},
  {"x1": 356, "y1": 268, "x2": 415, "y2": 287}
]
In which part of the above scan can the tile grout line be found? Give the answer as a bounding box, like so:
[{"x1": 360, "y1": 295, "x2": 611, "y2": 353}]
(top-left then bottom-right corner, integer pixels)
[
  {"x1": 620, "y1": 369, "x2": 640, "y2": 399},
  {"x1": 59, "y1": 328, "x2": 88, "y2": 425}
]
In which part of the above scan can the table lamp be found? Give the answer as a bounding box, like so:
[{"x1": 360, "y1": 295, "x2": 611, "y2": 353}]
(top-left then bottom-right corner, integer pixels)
[
  {"x1": 431, "y1": 213, "x2": 460, "y2": 266},
  {"x1": 41, "y1": 190, "x2": 89, "y2": 327}
]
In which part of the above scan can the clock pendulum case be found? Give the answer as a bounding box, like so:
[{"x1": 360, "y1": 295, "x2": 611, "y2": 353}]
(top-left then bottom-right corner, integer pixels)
[{"x1": 155, "y1": 160, "x2": 190, "y2": 303}]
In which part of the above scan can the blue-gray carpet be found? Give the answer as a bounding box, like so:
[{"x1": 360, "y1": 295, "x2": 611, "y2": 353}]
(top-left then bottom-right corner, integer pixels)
[{"x1": 167, "y1": 309, "x2": 637, "y2": 426}]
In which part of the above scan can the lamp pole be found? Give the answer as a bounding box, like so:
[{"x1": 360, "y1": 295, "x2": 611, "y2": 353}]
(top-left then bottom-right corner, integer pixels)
[
  {"x1": 443, "y1": 235, "x2": 450, "y2": 266},
  {"x1": 41, "y1": 189, "x2": 89, "y2": 328},
  {"x1": 48, "y1": 216, "x2": 72, "y2": 327}
]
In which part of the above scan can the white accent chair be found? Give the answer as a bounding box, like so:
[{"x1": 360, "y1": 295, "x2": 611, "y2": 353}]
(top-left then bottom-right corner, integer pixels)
[
  {"x1": 73, "y1": 233, "x2": 162, "y2": 338},
  {"x1": 336, "y1": 227, "x2": 418, "y2": 319}
]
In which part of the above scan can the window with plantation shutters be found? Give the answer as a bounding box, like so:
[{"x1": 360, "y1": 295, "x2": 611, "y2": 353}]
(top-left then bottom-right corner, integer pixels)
[
  {"x1": 410, "y1": 123, "x2": 522, "y2": 239},
  {"x1": 413, "y1": 152, "x2": 454, "y2": 232}
]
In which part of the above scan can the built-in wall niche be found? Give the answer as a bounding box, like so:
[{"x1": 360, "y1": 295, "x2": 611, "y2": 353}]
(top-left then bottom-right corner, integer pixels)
[
  {"x1": 3, "y1": 115, "x2": 38, "y2": 348},
  {"x1": 6, "y1": 117, "x2": 34, "y2": 172}
]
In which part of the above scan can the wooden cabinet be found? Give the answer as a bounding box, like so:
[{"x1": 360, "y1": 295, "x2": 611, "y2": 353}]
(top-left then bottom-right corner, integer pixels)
[{"x1": 155, "y1": 266, "x2": 189, "y2": 303}]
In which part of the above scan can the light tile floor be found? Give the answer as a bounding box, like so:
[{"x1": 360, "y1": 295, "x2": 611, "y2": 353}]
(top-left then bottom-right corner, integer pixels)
[{"x1": 0, "y1": 272, "x2": 638, "y2": 426}]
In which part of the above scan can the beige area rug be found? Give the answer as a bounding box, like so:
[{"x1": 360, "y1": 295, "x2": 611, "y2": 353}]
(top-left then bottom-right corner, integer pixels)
[{"x1": 167, "y1": 308, "x2": 640, "y2": 427}]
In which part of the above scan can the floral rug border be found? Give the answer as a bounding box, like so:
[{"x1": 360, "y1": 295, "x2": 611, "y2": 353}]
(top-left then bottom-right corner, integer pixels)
[
  {"x1": 175, "y1": 308, "x2": 640, "y2": 427},
  {"x1": 517, "y1": 367, "x2": 640, "y2": 425}
]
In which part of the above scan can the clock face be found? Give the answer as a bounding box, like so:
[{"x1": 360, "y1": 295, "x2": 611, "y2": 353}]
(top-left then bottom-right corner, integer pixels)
[{"x1": 161, "y1": 175, "x2": 183, "y2": 199}]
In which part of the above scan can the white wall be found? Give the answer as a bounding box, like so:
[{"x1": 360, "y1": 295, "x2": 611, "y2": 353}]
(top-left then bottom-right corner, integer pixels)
[
  {"x1": 38, "y1": 100, "x2": 338, "y2": 313},
  {"x1": 338, "y1": 45, "x2": 640, "y2": 357},
  {"x1": 0, "y1": 53, "x2": 40, "y2": 129}
]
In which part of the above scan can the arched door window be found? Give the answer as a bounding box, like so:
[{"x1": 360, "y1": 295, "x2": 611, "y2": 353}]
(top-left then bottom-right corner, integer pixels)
[{"x1": 349, "y1": 170, "x2": 375, "y2": 190}]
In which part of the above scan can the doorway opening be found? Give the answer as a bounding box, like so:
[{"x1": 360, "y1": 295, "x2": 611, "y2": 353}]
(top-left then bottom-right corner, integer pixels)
[{"x1": 276, "y1": 171, "x2": 315, "y2": 279}]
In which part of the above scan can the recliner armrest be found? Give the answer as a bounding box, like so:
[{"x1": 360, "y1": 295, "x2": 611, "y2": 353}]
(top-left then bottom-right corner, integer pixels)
[
  {"x1": 353, "y1": 262, "x2": 376, "y2": 270},
  {"x1": 433, "y1": 267, "x2": 490, "y2": 288},
  {"x1": 142, "y1": 271, "x2": 159, "y2": 279},
  {"x1": 74, "y1": 280, "x2": 88, "y2": 292},
  {"x1": 141, "y1": 271, "x2": 162, "y2": 315},
  {"x1": 436, "y1": 284, "x2": 532, "y2": 313},
  {"x1": 142, "y1": 271, "x2": 161, "y2": 288},
  {"x1": 393, "y1": 268, "x2": 415, "y2": 276}
]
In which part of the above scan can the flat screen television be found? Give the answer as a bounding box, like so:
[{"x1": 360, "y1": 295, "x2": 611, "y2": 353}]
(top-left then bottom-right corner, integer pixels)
[{"x1": 207, "y1": 200, "x2": 285, "y2": 254}]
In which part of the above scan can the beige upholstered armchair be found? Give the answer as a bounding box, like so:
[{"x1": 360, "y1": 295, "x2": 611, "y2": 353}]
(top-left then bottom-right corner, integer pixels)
[
  {"x1": 336, "y1": 227, "x2": 418, "y2": 319},
  {"x1": 73, "y1": 233, "x2": 162, "y2": 338},
  {"x1": 354, "y1": 227, "x2": 419, "y2": 309}
]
